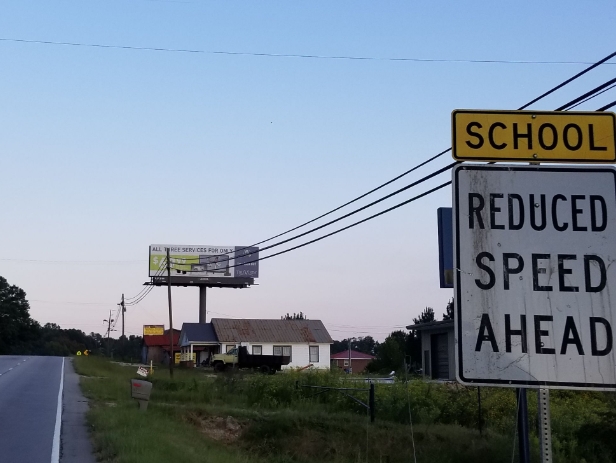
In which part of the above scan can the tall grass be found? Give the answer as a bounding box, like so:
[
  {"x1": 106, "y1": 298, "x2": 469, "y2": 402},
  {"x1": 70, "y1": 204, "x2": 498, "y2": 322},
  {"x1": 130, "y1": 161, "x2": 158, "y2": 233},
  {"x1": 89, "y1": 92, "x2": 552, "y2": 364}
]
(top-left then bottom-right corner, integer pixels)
[{"x1": 74, "y1": 357, "x2": 614, "y2": 463}]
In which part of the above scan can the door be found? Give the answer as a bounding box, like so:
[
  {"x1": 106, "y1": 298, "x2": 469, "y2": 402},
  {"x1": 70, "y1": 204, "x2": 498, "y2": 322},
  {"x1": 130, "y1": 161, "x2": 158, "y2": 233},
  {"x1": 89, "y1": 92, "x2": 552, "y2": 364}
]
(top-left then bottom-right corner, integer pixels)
[{"x1": 430, "y1": 333, "x2": 450, "y2": 380}]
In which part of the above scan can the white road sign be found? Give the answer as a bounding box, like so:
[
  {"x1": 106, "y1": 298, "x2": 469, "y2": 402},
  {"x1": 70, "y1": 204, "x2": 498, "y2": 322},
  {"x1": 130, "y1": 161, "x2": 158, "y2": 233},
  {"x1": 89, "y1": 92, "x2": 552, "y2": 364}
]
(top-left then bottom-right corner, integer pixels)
[{"x1": 453, "y1": 164, "x2": 616, "y2": 390}]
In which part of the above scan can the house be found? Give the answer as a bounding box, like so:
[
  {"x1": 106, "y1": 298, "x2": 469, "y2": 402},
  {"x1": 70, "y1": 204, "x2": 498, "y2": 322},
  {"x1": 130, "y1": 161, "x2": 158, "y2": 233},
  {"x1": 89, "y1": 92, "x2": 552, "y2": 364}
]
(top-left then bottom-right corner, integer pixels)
[
  {"x1": 406, "y1": 319, "x2": 454, "y2": 380},
  {"x1": 179, "y1": 322, "x2": 220, "y2": 365},
  {"x1": 141, "y1": 329, "x2": 181, "y2": 365},
  {"x1": 330, "y1": 349, "x2": 375, "y2": 373},
  {"x1": 179, "y1": 318, "x2": 333, "y2": 370}
]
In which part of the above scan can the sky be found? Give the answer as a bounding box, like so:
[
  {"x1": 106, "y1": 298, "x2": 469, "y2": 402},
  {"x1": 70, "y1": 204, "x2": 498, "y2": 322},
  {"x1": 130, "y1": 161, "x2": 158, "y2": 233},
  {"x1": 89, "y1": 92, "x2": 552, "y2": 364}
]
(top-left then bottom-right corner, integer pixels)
[{"x1": 1, "y1": 1, "x2": 616, "y2": 341}]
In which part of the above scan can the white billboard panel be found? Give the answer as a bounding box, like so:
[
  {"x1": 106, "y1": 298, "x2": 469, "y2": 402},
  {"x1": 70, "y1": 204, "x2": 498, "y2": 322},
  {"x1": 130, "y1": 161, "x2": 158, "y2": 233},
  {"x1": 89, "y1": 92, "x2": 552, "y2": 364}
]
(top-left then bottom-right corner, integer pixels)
[
  {"x1": 149, "y1": 244, "x2": 259, "y2": 279},
  {"x1": 453, "y1": 164, "x2": 616, "y2": 390}
]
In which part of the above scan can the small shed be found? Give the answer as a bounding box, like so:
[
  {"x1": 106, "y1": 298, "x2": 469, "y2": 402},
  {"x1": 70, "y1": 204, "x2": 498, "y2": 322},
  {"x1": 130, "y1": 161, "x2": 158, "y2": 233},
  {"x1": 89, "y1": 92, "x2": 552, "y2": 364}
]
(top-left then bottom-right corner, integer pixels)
[
  {"x1": 179, "y1": 323, "x2": 220, "y2": 365},
  {"x1": 406, "y1": 320, "x2": 455, "y2": 380},
  {"x1": 141, "y1": 329, "x2": 180, "y2": 365},
  {"x1": 330, "y1": 350, "x2": 375, "y2": 373}
]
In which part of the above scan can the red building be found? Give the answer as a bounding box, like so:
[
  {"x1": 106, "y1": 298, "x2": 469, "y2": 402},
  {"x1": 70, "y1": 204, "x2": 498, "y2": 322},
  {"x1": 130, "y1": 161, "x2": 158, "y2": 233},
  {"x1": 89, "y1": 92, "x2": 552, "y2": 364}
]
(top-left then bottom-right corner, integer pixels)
[
  {"x1": 330, "y1": 349, "x2": 375, "y2": 373},
  {"x1": 141, "y1": 329, "x2": 180, "y2": 365}
]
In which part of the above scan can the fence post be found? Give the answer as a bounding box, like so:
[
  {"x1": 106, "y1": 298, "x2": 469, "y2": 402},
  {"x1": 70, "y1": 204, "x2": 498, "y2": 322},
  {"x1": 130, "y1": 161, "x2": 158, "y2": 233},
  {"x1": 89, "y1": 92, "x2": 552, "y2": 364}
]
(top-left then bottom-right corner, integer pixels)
[{"x1": 369, "y1": 383, "x2": 375, "y2": 423}]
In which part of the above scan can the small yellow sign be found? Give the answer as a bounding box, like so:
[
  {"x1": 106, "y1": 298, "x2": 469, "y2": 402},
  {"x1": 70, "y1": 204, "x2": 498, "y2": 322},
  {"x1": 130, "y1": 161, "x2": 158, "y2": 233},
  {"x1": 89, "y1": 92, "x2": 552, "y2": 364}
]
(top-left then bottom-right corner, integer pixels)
[
  {"x1": 84, "y1": 350, "x2": 89, "y2": 356},
  {"x1": 76, "y1": 351, "x2": 82, "y2": 356},
  {"x1": 143, "y1": 325, "x2": 165, "y2": 336},
  {"x1": 174, "y1": 353, "x2": 181, "y2": 364},
  {"x1": 452, "y1": 110, "x2": 616, "y2": 163}
]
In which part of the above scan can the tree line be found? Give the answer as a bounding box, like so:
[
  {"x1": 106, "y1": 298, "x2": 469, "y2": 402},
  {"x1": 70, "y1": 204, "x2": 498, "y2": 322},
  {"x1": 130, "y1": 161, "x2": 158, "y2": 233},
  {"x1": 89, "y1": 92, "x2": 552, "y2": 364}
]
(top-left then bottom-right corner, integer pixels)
[
  {"x1": 2, "y1": 273, "x2": 453, "y2": 370},
  {"x1": 331, "y1": 300, "x2": 453, "y2": 374},
  {"x1": 0, "y1": 276, "x2": 142, "y2": 360}
]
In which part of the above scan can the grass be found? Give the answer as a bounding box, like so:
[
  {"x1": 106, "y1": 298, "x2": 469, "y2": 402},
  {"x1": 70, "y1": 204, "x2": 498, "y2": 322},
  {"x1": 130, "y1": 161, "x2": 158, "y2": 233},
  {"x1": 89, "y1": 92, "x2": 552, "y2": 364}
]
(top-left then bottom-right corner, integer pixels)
[{"x1": 74, "y1": 356, "x2": 613, "y2": 463}]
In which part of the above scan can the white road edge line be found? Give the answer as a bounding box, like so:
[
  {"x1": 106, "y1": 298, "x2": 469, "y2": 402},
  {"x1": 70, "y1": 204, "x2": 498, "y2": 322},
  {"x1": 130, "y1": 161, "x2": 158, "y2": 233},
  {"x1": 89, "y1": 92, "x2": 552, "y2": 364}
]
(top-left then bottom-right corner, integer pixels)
[{"x1": 51, "y1": 357, "x2": 65, "y2": 463}]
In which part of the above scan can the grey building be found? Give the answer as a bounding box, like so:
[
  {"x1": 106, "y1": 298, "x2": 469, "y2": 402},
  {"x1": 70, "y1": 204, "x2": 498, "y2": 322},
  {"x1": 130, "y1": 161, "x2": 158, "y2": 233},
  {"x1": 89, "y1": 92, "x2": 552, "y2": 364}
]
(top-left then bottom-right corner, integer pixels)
[{"x1": 406, "y1": 319, "x2": 454, "y2": 380}]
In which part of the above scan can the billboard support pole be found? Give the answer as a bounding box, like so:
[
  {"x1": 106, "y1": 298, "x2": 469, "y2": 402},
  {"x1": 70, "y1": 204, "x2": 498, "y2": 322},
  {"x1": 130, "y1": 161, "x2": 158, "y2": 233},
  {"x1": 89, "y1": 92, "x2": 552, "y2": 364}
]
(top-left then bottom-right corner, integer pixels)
[
  {"x1": 199, "y1": 286, "x2": 207, "y2": 323},
  {"x1": 166, "y1": 248, "x2": 174, "y2": 379}
]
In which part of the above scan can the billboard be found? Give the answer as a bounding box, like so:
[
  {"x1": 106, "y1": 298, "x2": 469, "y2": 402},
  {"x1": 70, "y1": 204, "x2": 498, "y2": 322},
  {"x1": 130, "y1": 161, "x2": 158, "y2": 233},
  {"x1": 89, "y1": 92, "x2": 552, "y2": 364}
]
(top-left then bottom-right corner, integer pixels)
[
  {"x1": 149, "y1": 245, "x2": 259, "y2": 279},
  {"x1": 143, "y1": 325, "x2": 164, "y2": 336}
]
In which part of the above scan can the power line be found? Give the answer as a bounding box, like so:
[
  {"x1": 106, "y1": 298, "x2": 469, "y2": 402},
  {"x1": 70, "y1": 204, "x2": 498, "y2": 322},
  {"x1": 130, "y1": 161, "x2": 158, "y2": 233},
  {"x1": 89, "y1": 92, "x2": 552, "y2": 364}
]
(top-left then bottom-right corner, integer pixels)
[
  {"x1": 165, "y1": 162, "x2": 457, "y2": 267},
  {"x1": 556, "y1": 76, "x2": 616, "y2": 110},
  {"x1": 1, "y1": 37, "x2": 614, "y2": 65},
  {"x1": 164, "y1": 90, "x2": 614, "y2": 274},
  {"x1": 519, "y1": 51, "x2": 616, "y2": 110},
  {"x1": 0, "y1": 258, "x2": 144, "y2": 264},
  {"x1": 597, "y1": 100, "x2": 616, "y2": 111},
  {"x1": 567, "y1": 83, "x2": 616, "y2": 110},
  {"x1": 29, "y1": 299, "x2": 114, "y2": 306},
  {"x1": 216, "y1": 181, "x2": 452, "y2": 271},
  {"x1": 159, "y1": 49, "x2": 616, "y2": 268},
  {"x1": 164, "y1": 87, "x2": 614, "y2": 274},
  {"x1": 125, "y1": 258, "x2": 166, "y2": 303}
]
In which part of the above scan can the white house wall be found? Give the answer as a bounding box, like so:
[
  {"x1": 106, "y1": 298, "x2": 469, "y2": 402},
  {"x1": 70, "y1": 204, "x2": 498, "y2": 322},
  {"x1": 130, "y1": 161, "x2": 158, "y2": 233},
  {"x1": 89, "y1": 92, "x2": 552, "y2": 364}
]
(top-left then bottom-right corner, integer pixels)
[{"x1": 222, "y1": 342, "x2": 331, "y2": 370}]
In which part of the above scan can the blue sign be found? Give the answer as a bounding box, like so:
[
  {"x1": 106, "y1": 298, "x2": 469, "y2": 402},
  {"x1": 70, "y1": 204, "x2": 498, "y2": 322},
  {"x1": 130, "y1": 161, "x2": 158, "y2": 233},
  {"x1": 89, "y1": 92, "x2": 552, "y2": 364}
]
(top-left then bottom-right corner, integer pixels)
[
  {"x1": 234, "y1": 246, "x2": 260, "y2": 278},
  {"x1": 437, "y1": 208, "x2": 453, "y2": 288}
]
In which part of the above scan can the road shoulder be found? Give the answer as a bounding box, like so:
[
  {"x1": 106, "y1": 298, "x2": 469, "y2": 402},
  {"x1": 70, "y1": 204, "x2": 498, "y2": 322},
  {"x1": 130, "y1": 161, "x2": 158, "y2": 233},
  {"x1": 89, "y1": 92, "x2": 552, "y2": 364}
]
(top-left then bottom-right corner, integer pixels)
[{"x1": 61, "y1": 358, "x2": 96, "y2": 463}]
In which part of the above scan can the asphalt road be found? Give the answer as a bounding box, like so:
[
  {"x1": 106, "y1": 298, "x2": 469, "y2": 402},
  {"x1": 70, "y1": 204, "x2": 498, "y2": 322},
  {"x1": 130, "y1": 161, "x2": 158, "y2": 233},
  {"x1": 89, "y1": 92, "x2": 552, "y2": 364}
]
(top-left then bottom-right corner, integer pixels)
[{"x1": 0, "y1": 356, "x2": 63, "y2": 463}]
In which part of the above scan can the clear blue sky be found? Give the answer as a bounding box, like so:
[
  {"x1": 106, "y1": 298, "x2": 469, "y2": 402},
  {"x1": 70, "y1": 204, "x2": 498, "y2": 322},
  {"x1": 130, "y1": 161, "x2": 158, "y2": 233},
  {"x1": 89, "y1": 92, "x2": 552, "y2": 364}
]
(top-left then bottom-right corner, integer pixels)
[{"x1": 1, "y1": 1, "x2": 615, "y2": 340}]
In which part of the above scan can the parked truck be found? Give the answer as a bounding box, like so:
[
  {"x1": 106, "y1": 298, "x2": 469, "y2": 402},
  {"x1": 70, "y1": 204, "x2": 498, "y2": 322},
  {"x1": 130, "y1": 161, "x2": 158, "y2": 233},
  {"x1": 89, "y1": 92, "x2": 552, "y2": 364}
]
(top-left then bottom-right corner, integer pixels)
[{"x1": 211, "y1": 346, "x2": 291, "y2": 374}]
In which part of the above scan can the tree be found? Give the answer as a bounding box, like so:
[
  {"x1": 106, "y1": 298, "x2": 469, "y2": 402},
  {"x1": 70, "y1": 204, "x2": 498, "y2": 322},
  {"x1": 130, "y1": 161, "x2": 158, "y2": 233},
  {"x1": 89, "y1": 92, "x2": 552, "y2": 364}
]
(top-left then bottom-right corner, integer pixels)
[
  {"x1": 413, "y1": 307, "x2": 435, "y2": 325},
  {"x1": 366, "y1": 331, "x2": 407, "y2": 374},
  {"x1": 0, "y1": 276, "x2": 39, "y2": 354},
  {"x1": 281, "y1": 312, "x2": 306, "y2": 320},
  {"x1": 331, "y1": 336, "x2": 376, "y2": 355},
  {"x1": 442, "y1": 299, "x2": 454, "y2": 320}
]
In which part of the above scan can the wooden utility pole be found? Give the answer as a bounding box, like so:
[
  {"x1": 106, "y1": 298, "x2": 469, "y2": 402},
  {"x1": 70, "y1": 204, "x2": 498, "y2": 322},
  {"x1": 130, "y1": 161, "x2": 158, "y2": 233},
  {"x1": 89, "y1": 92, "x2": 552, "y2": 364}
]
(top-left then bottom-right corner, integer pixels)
[
  {"x1": 166, "y1": 247, "x2": 174, "y2": 379},
  {"x1": 104, "y1": 310, "x2": 114, "y2": 357},
  {"x1": 121, "y1": 293, "x2": 125, "y2": 339},
  {"x1": 348, "y1": 339, "x2": 352, "y2": 374}
]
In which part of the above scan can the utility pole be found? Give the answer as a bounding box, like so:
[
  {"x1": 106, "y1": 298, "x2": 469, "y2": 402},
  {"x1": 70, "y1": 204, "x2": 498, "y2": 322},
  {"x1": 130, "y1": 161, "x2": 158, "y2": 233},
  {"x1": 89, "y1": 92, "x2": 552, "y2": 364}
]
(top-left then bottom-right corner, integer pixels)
[
  {"x1": 103, "y1": 310, "x2": 114, "y2": 357},
  {"x1": 119, "y1": 294, "x2": 126, "y2": 358},
  {"x1": 121, "y1": 293, "x2": 126, "y2": 339},
  {"x1": 348, "y1": 338, "x2": 352, "y2": 374},
  {"x1": 166, "y1": 247, "x2": 174, "y2": 379}
]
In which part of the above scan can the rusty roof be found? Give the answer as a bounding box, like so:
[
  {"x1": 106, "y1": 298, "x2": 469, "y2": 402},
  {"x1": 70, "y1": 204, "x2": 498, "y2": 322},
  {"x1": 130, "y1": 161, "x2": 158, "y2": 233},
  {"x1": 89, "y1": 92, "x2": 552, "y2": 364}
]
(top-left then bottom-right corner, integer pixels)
[{"x1": 211, "y1": 318, "x2": 333, "y2": 344}]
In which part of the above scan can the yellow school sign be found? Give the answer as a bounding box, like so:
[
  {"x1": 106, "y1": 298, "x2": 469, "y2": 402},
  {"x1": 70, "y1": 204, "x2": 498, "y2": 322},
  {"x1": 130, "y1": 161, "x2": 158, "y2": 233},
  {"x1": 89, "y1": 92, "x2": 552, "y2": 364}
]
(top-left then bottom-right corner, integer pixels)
[{"x1": 452, "y1": 110, "x2": 616, "y2": 163}]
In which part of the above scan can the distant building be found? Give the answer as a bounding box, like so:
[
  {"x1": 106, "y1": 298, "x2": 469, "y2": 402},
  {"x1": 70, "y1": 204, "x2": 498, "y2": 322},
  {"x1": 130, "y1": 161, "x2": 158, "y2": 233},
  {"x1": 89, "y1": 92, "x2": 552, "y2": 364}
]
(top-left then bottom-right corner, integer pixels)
[
  {"x1": 406, "y1": 320, "x2": 454, "y2": 380},
  {"x1": 179, "y1": 322, "x2": 219, "y2": 365},
  {"x1": 330, "y1": 349, "x2": 375, "y2": 373},
  {"x1": 141, "y1": 329, "x2": 180, "y2": 365},
  {"x1": 179, "y1": 318, "x2": 333, "y2": 369}
]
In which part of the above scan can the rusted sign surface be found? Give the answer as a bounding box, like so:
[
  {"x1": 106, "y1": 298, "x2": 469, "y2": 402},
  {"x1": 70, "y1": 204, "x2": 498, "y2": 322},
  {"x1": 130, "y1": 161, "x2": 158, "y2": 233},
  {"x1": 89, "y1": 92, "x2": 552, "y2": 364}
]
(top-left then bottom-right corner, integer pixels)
[{"x1": 453, "y1": 164, "x2": 616, "y2": 389}]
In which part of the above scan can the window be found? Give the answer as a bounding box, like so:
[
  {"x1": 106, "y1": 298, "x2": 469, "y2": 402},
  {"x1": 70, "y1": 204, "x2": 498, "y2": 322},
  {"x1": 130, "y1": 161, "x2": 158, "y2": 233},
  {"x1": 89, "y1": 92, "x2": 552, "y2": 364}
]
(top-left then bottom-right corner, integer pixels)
[
  {"x1": 252, "y1": 345, "x2": 262, "y2": 355},
  {"x1": 273, "y1": 345, "x2": 292, "y2": 361},
  {"x1": 309, "y1": 346, "x2": 319, "y2": 363},
  {"x1": 226, "y1": 345, "x2": 237, "y2": 353},
  {"x1": 343, "y1": 360, "x2": 349, "y2": 367}
]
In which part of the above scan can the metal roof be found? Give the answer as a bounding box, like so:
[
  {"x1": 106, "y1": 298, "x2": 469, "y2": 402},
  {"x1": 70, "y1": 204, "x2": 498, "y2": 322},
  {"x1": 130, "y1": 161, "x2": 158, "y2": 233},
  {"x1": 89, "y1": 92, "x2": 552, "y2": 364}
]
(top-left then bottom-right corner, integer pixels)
[
  {"x1": 211, "y1": 318, "x2": 333, "y2": 344},
  {"x1": 405, "y1": 319, "x2": 454, "y2": 331},
  {"x1": 179, "y1": 323, "x2": 218, "y2": 346},
  {"x1": 330, "y1": 349, "x2": 375, "y2": 360}
]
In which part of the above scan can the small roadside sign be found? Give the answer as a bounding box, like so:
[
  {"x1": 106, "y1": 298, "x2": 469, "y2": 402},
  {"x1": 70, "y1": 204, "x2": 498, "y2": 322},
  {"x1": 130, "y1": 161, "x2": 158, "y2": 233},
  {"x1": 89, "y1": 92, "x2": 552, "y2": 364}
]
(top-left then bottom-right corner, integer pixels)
[
  {"x1": 452, "y1": 110, "x2": 616, "y2": 163},
  {"x1": 136, "y1": 366, "x2": 148, "y2": 378},
  {"x1": 453, "y1": 164, "x2": 616, "y2": 389}
]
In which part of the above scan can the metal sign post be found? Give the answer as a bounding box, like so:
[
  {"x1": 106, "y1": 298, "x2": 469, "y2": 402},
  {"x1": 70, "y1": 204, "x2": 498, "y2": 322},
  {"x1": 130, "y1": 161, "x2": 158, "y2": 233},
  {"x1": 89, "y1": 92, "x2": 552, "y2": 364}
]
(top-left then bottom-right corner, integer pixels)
[{"x1": 538, "y1": 388, "x2": 553, "y2": 462}]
